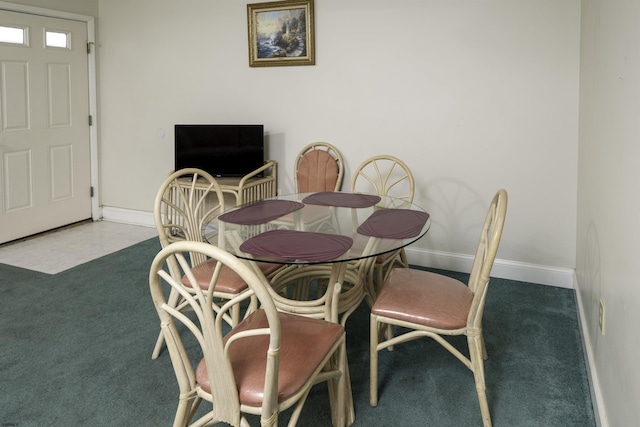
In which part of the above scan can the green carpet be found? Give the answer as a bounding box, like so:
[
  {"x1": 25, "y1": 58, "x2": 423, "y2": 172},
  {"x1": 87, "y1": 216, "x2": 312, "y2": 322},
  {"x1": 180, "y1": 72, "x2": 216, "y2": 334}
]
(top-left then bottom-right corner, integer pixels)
[{"x1": 0, "y1": 238, "x2": 595, "y2": 426}]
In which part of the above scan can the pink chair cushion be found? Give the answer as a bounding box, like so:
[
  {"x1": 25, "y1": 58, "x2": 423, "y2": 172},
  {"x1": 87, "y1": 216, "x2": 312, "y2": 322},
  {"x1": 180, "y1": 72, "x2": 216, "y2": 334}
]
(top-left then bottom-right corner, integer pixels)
[
  {"x1": 372, "y1": 268, "x2": 473, "y2": 330},
  {"x1": 297, "y1": 150, "x2": 339, "y2": 192},
  {"x1": 182, "y1": 259, "x2": 282, "y2": 294},
  {"x1": 196, "y1": 309, "x2": 344, "y2": 406}
]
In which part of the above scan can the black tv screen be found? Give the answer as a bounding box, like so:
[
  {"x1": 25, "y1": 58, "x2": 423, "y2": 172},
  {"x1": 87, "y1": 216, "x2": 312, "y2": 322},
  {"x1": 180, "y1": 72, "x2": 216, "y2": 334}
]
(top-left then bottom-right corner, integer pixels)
[{"x1": 174, "y1": 124, "x2": 265, "y2": 177}]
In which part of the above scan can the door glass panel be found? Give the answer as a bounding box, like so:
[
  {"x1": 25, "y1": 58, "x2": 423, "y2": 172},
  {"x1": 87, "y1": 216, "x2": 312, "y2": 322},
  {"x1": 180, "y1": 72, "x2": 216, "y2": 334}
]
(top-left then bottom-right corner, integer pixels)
[
  {"x1": 45, "y1": 30, "x2": 69, "y2": 49},
  {"x1": 0, "y1": 25, "x2": 27, "y2": 45}
]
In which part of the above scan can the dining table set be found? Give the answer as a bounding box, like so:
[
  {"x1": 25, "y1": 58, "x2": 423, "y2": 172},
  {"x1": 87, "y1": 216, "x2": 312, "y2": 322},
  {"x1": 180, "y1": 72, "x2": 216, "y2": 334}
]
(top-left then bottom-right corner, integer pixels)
[
  {"x1": 201, "y1": 190, "x2": 431, "y2": 425},
  {"x1": 150, "y1": 163, "x2": 508, "y2": 427}
]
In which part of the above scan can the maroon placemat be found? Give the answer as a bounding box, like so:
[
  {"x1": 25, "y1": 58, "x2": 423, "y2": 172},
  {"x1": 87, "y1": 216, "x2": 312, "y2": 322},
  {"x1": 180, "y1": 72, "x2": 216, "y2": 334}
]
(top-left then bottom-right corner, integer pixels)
[
  {"x1": 357, "y1": 209, "x2": 430, "y2": 239},
  {"x1": 302, "y1": 192, "x2": 381, "y2": 208},
  {"x1": 218, "y1": 200, "x2": 304, "y2": 225},
  {"x1": 239, "y1": 229, "x2": 353, "y2": 262}
]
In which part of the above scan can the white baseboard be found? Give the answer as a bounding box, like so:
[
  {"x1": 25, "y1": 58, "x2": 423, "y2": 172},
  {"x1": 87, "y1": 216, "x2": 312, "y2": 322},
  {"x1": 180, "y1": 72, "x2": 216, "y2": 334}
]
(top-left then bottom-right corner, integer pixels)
[
  {"x1": 101, "y1": 206, "x2": 155, "y2": 228},
  {"x1": 573, "y1": 273, "x2": 608, "y2": 427},
  {"x1": 406, "y1": 247, "x2": 575, "y2": 288}
]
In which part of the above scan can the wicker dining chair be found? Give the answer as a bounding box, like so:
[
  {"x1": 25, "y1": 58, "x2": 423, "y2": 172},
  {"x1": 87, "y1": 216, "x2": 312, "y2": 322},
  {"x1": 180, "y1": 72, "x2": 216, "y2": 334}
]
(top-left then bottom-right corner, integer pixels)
[
  {"x1": 149, "y1": 241, "x2": 348, "y2": 427},
  {"x1": 350, "y1": 155, "x2": 415, "y2": 300},
  {"x1": 369, "y1": 189, "x2": 508, "y2": 427},
  {"x1": 151, "y1": 168, "x2": 282, "y2": 359},
  {"x1": 294, "y1": 141, "x2": 345, "y2": 193}
]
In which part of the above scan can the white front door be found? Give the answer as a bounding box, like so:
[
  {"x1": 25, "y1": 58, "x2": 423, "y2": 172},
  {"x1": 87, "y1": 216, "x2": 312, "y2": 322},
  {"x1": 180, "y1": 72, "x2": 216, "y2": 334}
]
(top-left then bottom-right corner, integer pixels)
[{"x1": 0, "y1": 10, "x2": 91, "y2": 244}]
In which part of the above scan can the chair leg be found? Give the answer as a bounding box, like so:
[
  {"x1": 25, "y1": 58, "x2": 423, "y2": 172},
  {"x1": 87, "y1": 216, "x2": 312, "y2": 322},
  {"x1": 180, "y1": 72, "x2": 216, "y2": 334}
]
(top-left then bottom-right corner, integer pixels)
[
  {"x1": 152, "y1": 287, "x2": 182, "y2": 359},
  {"x1": 343, "y1": 347, "x2": 355, "y2": 425},
  {"x1": 327, "y1": 343, "x2": 348, "y2": 427},
  {"x1": 468, "y1": 334, "x2": 492, "y2": 427},
  {"x1": 369, "y1": 314, "x2": 380, "y2": 407},
  {"x1": 151, "y1": 330, "x2": 165, "y2": 360},
  {"x1": 172, "y1": 397, "x2": 195, "y2": 427}
]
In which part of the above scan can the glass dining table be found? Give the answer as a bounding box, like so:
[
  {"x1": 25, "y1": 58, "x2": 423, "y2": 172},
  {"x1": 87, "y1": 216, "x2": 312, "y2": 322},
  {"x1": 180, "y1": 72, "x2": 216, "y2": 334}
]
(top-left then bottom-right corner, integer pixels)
[
  {"x1": 203, "y1": 191, "x2": 431, "y2": 323},
  {"x1": 203, "y1": 191, "x2": 430, "y2": 426}
]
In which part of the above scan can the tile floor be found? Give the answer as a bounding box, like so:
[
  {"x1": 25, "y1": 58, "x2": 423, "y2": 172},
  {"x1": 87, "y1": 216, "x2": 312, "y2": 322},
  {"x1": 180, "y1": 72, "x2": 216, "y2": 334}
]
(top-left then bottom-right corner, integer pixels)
[{"x1": 0, "y1": 221, "x2": 158, "y2": 274}]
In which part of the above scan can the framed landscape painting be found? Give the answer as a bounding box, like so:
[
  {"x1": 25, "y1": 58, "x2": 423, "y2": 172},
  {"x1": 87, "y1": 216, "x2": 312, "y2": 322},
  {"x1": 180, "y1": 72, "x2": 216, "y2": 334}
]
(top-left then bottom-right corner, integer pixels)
[{"x1": 247, "y1": 0, "x2": 315, "y2": 67}]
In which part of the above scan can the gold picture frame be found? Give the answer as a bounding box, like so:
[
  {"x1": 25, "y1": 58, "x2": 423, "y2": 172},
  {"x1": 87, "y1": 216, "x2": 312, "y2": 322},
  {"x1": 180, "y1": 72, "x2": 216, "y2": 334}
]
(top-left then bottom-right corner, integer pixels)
[{"x1": 247, "y1": 0, "x2": 315, "y2": 67}]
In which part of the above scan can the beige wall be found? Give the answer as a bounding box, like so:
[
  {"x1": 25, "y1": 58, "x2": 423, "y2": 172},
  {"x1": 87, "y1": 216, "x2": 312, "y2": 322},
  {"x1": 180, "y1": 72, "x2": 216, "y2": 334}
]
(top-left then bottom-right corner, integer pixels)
[
  {"x1": 578, "y1": 1, "x2": 640, "y2": 425},
  {"x1": 97, "y1": 0, "x2": 581, "y2": 282}
]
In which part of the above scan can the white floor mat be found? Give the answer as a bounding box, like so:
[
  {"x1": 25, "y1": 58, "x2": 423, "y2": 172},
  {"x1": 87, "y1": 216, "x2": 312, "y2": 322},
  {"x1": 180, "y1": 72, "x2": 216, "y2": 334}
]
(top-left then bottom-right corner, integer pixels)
[{"x1": 0, "y1": 221, "x2": 158, "y2": 274}]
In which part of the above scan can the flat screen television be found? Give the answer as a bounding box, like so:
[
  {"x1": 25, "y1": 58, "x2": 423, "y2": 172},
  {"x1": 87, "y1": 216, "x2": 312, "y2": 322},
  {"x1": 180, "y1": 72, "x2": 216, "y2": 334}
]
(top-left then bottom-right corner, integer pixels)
[{"x1": 174, "y1": 124, "x2": 265, "y2": 177}]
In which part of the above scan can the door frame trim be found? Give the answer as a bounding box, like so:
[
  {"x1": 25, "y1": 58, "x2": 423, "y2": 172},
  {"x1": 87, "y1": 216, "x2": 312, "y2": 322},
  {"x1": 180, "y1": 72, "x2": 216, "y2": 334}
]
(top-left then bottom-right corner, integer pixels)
[{"x1": 0, "y1": 1, "x2": 100, "y2": 221}]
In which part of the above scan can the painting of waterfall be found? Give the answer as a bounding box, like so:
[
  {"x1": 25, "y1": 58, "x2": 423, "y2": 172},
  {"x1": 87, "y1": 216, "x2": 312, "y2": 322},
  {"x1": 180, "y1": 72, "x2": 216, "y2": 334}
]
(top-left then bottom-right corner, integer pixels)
[{"x1": 248, "y1": 0, "x2": 315, "y2": 67}]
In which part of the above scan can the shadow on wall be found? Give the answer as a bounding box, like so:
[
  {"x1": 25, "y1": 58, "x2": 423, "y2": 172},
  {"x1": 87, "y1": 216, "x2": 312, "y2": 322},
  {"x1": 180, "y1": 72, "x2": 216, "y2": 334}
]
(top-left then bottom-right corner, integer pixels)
[{"x1": 417, "y1": 178, "x2": 488, "y2": 254}]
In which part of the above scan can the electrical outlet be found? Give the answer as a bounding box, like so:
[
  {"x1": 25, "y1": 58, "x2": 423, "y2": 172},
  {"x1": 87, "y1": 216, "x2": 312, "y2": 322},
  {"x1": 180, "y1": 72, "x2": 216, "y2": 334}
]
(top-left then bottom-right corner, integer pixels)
[{"x1": 599, "y1": 298, "x2": 605, "y2": 335}]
